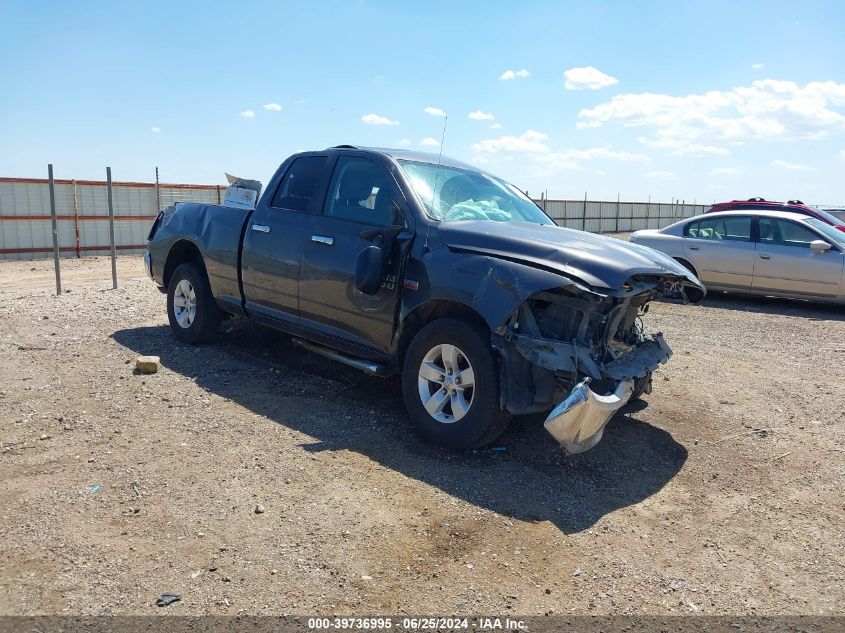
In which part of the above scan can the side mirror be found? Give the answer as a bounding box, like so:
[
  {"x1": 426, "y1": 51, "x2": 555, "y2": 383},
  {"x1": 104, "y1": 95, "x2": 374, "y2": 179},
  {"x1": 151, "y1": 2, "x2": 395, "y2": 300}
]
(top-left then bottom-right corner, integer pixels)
[
  {"x1": 355, "y1": 245, "x2": 385, "y2": 295},
  {"x1": 810, "y1": 239, "x2": 832, "y2": 253}
]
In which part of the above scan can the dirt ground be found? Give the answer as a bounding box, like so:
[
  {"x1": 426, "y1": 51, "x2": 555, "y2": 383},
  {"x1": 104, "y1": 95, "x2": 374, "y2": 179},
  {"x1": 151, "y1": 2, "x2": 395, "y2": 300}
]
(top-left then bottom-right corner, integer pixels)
[{"x1": 0, "y1": 254, "x2": 843, "y2": 616}]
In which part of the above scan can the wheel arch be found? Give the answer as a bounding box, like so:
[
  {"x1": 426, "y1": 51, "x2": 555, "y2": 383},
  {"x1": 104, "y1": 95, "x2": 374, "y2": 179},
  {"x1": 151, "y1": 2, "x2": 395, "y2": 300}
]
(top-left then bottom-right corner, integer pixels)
[
  {"x1": 163, "y1": 240, "x2": 207, "y2": 288},
  {"x1": 397, "y1": 299, "x2": 490, "y2": 370},
  {"x1": 673, "y1": 256, "x2": 698, "y2": 278}
]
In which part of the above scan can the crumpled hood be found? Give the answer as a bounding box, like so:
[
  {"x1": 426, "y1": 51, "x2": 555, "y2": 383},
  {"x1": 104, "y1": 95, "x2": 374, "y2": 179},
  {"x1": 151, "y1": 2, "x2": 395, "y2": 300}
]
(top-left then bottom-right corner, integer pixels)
[{"x1": 438, "y1": 221, "x2": 702, "y2": 290}]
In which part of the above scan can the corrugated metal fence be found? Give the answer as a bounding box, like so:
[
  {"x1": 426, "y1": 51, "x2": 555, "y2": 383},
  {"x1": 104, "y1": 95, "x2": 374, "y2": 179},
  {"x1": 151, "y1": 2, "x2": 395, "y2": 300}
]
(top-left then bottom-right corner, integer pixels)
[
  {"x1": 0, "y1": 175, "x2": 709, "y2": 261},
  {"x1": 0, "y1": 177, "x2": 224, "y2": 260},
  {"x1": 536, "y1": 198, "x2": 708, "y2": 233}
]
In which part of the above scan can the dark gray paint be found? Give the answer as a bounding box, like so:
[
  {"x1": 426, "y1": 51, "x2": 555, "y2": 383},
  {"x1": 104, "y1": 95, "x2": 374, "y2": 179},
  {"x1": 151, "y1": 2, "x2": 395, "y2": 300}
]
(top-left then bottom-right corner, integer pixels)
[{"x1": 146, "y1": 146, "x2": 705, "y2": 414}]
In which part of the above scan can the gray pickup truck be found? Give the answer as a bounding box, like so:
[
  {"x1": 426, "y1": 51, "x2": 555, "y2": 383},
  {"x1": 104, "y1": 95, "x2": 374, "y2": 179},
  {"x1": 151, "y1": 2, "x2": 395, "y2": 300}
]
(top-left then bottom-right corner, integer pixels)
[{"x1": 145, "y1": 146, "x2": 704, "y2": 453}]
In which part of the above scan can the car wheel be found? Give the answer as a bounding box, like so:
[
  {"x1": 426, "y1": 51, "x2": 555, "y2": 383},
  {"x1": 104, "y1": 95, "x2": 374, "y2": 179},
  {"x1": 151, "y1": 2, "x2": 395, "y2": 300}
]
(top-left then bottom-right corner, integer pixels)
[
  {"x1": 402, "y1": 318, "x2": 511, "y2": 449},
  {"x1": 167, "y1": 263, "x2": 221, "y2": 344}
]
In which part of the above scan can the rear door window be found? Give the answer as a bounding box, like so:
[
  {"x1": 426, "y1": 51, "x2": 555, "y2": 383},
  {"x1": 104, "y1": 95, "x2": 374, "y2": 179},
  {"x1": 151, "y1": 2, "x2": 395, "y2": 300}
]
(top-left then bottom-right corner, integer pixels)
[
  {"x1": 686, "y1": 216, "x2": 751, "y2": 241},
  {"x1": 270, "y1": 156, "x2": 327, "y2": 212}
]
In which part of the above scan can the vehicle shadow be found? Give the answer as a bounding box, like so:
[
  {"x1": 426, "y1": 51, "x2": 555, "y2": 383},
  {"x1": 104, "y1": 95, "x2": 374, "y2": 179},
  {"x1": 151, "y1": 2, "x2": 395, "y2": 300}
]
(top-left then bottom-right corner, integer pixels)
[
  {"x1": 697, "y1": 291, "x2": 845, "y2": 321},
  {"x1": 112, "y1": 321, "x2": 687, "y2": 534}
]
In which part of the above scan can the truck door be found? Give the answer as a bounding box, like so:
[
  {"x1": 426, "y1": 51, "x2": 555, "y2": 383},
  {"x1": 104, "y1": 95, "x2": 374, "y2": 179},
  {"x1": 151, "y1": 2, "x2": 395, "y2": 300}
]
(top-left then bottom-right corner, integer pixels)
[
  {"x1": 298, "y1": 155, "x2": 411, "y2": 353},
  {"x1": 241, "y1": 155, "x2": 330, "y2": 326}
]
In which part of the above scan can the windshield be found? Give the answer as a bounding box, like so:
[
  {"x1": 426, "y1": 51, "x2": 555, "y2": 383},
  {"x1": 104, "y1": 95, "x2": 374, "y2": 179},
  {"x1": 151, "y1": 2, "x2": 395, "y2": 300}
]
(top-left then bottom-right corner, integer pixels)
[
  {"x1": 398, "y1": 160, "x2": 554, "y2": 225},
  {"x1": 823, "y1": 209, "x2": 845, "y2": 223},
  {"x1": 804, "y1": 218, "x2": 845, "y2": 247},
  {"x1": 811, "y1": 207, "x2": 845, "y2": 224}
]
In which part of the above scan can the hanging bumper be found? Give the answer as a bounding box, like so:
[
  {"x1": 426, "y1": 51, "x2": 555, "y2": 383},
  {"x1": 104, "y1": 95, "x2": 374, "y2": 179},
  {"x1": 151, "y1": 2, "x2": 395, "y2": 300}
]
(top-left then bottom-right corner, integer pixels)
[{"x1": 544, "y1": 378, "x2": 634, "y2": 454}]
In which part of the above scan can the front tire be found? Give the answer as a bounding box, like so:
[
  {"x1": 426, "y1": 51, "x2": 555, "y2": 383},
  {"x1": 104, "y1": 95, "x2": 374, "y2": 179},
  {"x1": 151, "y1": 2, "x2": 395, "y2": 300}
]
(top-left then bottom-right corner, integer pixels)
[
  {"x1": 167, "y1": 263, "x2": 221, "y2": 344},
  {"x1": 402, "y1": 318, "x2": 511, "y2": 449}
]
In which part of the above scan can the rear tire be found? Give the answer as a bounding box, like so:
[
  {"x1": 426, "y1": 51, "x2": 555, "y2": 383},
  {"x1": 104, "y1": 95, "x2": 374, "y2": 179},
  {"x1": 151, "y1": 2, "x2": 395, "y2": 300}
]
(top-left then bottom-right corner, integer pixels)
[
  {"x1": 167, "y1": 263, "x2": 221, "y2": 344},
  {"x1": 401, "y1": 318, "x2": 511, "y2": 449}
]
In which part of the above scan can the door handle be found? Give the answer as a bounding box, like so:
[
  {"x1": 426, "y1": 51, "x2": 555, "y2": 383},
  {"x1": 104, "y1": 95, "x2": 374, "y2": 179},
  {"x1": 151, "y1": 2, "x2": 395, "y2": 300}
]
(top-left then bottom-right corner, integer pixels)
[
  {"x1": 759, "y1": 255, "x2": 771, "y2": 259},
  {"x1": 311, "y1": 235, "x2": 334, "y2": 246},
  {"x1": 252, "y1": 224, "x2": 271, "y2": 234},
  {"x1": 688, "y1": 246, "x2": 699, "y2": 251}
]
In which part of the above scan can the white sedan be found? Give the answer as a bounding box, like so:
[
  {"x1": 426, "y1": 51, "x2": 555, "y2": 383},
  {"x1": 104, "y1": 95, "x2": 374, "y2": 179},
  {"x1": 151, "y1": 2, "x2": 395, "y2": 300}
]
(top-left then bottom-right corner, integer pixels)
[{"x1": 629, "y1": 210, "x2": 845, "y2": 304}]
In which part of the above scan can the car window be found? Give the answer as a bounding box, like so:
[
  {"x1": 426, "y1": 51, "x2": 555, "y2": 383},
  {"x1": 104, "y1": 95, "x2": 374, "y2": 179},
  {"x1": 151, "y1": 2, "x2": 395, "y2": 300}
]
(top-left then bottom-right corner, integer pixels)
[
  {"x1": 758, "y1": 218, "x2": 820, "y2": 248},
  {"x1": 323, "y1": 156, "x2": 398, "y2": 226},
  {"x1": 805, "y1": 218, "x2": 845, "y2": 248},
  {"x1": 684, "y1": 220, "x2": 699, "y2": 237},
  {"x1": 686, "y1": 216, "x2": 751, "y2": 241},
  {"x1": 270, "y1": 156, "x2": 326, "y2": 212}
]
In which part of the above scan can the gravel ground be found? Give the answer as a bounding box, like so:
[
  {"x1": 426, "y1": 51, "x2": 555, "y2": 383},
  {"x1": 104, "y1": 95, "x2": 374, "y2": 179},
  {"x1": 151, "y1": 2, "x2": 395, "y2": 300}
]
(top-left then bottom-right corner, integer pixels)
[{"x1": 0, "y1": 255, "x2": 843, "y2": 616}]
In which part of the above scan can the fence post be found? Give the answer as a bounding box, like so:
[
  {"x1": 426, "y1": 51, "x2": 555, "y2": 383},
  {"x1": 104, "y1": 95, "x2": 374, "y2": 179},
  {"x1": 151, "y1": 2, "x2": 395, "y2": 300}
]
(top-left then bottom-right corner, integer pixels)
[
  {"x1": 48, "y1": 164, "x2": 61, "y2": 295},
  {"x1": 615, "y1": 193, "x2": 620, "y2": 233},
  {"x1": 582, "y1": 192, "x2": 587, "y2": 232},
  {"x1": 106, "y1": 167, "x2": 117, "y2": 289},
  {"x1": 72, "y1": 179, "x2": 81, "y2": 258},
  {"x1": 155, "y1": 166, "x2": 161, "y2": 213}
]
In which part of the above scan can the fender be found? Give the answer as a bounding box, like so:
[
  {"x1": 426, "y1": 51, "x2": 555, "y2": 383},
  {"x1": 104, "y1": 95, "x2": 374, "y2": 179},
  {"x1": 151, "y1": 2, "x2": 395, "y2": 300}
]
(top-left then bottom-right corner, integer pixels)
[{"x1": 399, "y1": 246, "x2": 597, "y2": 335}]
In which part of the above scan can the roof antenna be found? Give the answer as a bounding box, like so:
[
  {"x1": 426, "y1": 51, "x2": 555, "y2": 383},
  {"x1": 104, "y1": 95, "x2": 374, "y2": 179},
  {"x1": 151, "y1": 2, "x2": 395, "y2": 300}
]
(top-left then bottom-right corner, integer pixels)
[{"x1": 424, "y1": 115, "x2": 448, "y2": 252}]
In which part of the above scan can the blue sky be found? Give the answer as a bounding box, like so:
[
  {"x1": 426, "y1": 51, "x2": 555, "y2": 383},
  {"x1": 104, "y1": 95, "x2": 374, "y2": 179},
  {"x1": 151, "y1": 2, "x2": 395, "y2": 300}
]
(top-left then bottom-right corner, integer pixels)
[{"x1": 2, "y1": 0, "x2": 845, "y2": 204}]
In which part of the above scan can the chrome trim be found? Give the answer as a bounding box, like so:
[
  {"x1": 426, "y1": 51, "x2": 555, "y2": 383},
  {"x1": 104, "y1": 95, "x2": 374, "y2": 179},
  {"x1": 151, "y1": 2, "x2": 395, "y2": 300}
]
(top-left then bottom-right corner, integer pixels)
[
  {"x1": 291, "y1": 338, "x2": 387, "y2": 376},
  {"x1": 544, "y1": 378, "x2": 634, "y2": 454}
]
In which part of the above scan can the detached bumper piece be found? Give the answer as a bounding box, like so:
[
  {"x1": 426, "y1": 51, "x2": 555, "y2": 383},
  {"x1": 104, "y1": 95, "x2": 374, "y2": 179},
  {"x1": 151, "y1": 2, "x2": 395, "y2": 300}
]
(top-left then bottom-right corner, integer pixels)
[{"x1": 544, "y1": 378, "x2": 634, "y2": 454}]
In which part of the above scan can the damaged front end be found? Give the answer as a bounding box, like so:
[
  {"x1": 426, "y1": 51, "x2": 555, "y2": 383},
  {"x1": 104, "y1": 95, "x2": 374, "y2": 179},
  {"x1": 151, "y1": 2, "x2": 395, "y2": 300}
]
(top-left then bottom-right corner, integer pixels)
[{"x1": 494, "y1": 274, "x2": 694, "y2": 453}]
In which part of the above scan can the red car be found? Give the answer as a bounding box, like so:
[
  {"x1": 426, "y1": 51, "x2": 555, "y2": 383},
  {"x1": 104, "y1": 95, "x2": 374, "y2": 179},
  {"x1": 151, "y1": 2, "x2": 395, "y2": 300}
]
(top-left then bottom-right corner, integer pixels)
[{"x1": 706, "y1": 198, "x2": 845, "y2": 233}]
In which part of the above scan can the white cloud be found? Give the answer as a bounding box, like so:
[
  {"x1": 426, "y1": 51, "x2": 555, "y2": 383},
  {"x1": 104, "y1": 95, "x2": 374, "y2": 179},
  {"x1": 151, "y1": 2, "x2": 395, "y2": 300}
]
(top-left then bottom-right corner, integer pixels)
[
  {"x1": 564, "y1": 147, "x2": 649, "y2": 162},
  {"x1": 420, "y1": 137, "x2": 440, "y2": 147},
  {"x1": 638, "y1": 136, "x2": 730, "y2": 157},
  {"x1": 471, "y1": 130, "x2": 648, "y2": 173},
  {"x1": 424, "y1": 106, "x2": 446, "y2": 117},
  {"x1": 577, "y1": 79, "x2": 845, "y2": 144},
  {"x1": 150, "y1": 126, "x2": 160, "y2": 133},
  {"x1": 710, "y1": 167, "x2": 743, "y2": 176},
  {"x1": 472, "y1": 130, "x2": 550, "y2": 154},
  {"x1": 839, "y1": 149, "x2": 845, "y2": 159},
  {"x1": 262, "y1": 103, "x2": 283, "y2": 111},
  {"x1": 564, "y1": 66, "x2": 618, "y2": 91},
  {"x1": 396, "y1": 138, "x2": 412, "y2": 146},
  {"x1": 361, "y1": 113, "x2": 399, "y2": 126},
  {"x1": 752, "y1": 63, "x2": 765, "y2": 70},
  {"x1": 500, "y1": 68, "x2": 530, "y2": 80},
  {"x1": 489, "y1": 123, "x2": 502, "y2": 129},
  {"x1": 643, "y1": 170, "x2": 677, "y2": 179},
  {"x1": 469, "y1": 110, "x2": 495, "y2": 121},
  {"x1": 240, "y1": 110, "x2": 255, "y2": 119},
  {"x1": 770, "y1": 159, "x2": 815, "y2": 172},
  {"x1": 672, "y1": 144, "x2": 730, "y2": 157}
]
